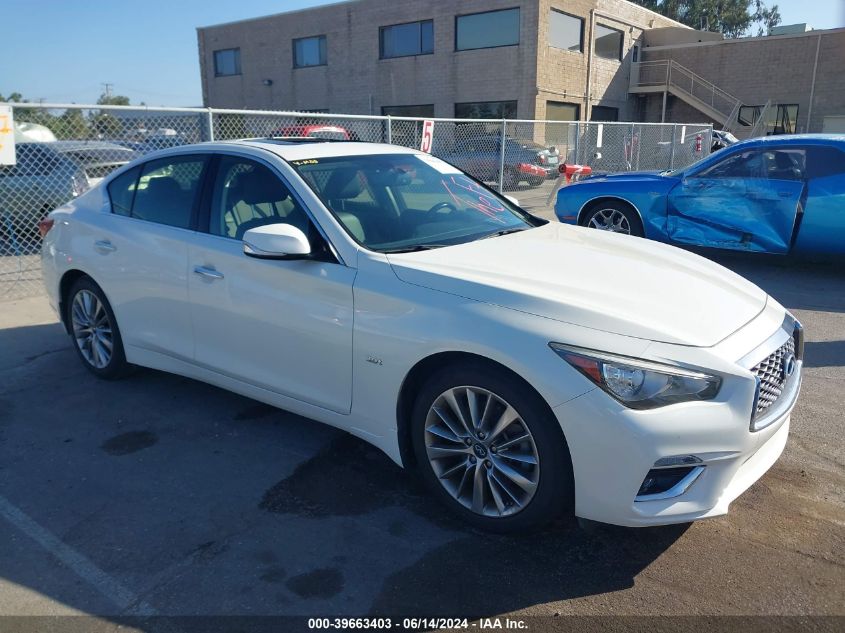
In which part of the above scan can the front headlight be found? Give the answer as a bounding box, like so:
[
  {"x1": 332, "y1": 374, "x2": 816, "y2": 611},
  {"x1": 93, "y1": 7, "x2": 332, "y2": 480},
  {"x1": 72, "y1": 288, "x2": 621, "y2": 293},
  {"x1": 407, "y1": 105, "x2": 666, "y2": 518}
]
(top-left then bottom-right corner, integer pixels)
[{"x1": 550, "y1": 343, "x2": 721, "y2": 409}]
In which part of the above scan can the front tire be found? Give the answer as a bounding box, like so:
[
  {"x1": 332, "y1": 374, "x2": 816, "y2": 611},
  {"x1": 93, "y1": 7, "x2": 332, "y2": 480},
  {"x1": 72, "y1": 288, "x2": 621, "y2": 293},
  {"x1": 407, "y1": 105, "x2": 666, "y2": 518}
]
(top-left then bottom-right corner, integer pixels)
[
  {"x1": 411, "y1": 362, "x2": 573, "y2": 533},
  {"x1": 582, "y1": 201, "x2": 643, "y2": 237},
  {"x1": 67, "y1": 277, "x2": 130, "y2": 379}
]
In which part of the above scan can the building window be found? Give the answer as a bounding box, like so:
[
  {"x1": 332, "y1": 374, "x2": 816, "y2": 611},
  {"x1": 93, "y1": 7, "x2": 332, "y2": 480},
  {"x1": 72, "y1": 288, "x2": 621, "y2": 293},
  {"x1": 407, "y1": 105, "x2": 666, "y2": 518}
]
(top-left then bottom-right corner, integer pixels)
[
  {"x1": 739, "y1": 104, "x2": 799, "y2": 134},
  {"x1": 381, "y1": 105, "x2": 435, "y2": 117},
  {"x1": 293, "y1": 35, "x2": 327, "y2": 68},
  {"x1": 549, "y1": 10, "x2": 583, "y2": 52},
  {"x1": 594, "y1": 24, "x2": 623, "y2": 61},
  {"x1": 380, "y1": 20, "x2": 434, "y2": 58},
  {"x1": 214, "y1": 48, "x2": 241, "y2": 76},
  {"x1": 455, "y1": 101, "x2": 517, "y2": 119},
  {"x1": 546, "y1": 101, "x2": 580, "y2": 121},
  {"x1": 455, "y1": 8, "x2": 520, "y2": 51},
  {"x1": 590, "y1": 106, "x2": 619, "y2": 121}
]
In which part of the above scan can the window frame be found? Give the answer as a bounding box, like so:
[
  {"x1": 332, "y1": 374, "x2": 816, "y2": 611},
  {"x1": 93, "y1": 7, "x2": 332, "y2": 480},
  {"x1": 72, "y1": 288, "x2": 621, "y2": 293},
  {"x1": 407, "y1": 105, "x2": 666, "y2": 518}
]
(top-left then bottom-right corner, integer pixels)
[
  {"x1": 198, "y1": 153, "x2": 341, "y2": 264},
  {"x1": 213, "y1": 48, "x2": 241, "y2": 77},
  {"x1": 106, "y1": 154, "x2": 211, "y2": 231},
  {"x1": 455, "y1": 7, "x2": 520, "y2": 52},
  {"x1": 545, "y1": 100, "x2": 581, "y2": 122},
  {"x1": 593, "y1": 23, "x2": 624, "y2": 61},
  {"x1": 379, "y1": 19, "x2": 434, "y2": 59},
  {"x1": 548, "y1": 8, "x2": 584, "y2": 54},
  {"x1": 293, "y1": 35, "x2": 328, "y2": 68},
  {"x1": 380, "y1": 104, "x2": 435, "y2": 117},
  {"x1": 454, "y1": 100, "x2": 518, "y2": 120}
]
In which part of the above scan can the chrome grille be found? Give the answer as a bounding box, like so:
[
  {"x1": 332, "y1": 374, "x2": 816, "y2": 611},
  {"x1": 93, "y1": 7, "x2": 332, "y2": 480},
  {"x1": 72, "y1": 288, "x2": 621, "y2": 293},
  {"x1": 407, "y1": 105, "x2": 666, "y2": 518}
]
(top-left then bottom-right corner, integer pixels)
[{"x1": 752, "y1": 337, "x2": 795, "y2": 416}]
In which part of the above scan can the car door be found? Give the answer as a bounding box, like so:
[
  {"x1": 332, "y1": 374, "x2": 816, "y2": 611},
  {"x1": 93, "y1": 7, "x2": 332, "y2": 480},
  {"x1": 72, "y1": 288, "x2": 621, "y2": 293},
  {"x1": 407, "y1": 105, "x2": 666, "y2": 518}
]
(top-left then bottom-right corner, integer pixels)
[
  {"x1": 187, "y1": 153, "x2": 355, "y2": 414},
  {"x1": 89, "y1": 154, "x2": 208, "y2": 361},
  {"x1": 667, "y1": 147, "x2": 804, "y2": 253},
  {"x1": 792, "y1": 145, "x2": 845, "y2": 254}
]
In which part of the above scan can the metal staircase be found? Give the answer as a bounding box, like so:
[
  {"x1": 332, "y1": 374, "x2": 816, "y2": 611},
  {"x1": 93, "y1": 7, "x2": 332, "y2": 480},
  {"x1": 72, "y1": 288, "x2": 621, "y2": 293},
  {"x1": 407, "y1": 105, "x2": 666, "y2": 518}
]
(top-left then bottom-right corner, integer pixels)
[{"x1": 630, "y1": 60, "x2": 743, "y2": 133}]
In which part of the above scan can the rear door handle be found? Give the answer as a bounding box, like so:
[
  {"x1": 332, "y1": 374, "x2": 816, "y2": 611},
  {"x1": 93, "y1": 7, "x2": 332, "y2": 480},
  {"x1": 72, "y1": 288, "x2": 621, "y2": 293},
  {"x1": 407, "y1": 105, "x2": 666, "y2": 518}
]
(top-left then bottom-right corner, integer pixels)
[
  {"x1": 778, "y1": 190, "x2": 793, "y2": 197},
  {"x1": 193, "y1": 265, "x2": 224, "y2": 280},
  {"x1": 94, "y1": 240, "x2": 116, "y2": 253}
]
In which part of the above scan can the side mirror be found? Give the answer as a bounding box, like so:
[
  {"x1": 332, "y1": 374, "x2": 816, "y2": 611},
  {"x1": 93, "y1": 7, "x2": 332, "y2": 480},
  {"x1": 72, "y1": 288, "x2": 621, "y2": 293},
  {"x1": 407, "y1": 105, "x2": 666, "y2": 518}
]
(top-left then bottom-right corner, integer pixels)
[
  {"x1": 243, "y1": 223, "x2": 311, "y2": 260},
  {"x1": 504, "y1": 194, "x2": 520, "y2": 207}
]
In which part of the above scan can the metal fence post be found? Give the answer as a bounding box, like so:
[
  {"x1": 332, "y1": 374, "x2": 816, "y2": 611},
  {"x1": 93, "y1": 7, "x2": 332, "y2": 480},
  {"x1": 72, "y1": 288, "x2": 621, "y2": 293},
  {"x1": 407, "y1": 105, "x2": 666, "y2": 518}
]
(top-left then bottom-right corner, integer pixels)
[
  {"x1": 386, "y1": 115, "x2": 392, "y2": 145},
  {"x1": 669, "y1": 124, "x2": 677, "y2": 170},
  {"x1": 498, "y1": 119, "x2": 507, "y2": 193},
  {"x1": 574, "y1": 122, "x2": 580, "y2": 165},
  {"x1": 206, "y1": 108, "x2": 214, "y2": 142}
]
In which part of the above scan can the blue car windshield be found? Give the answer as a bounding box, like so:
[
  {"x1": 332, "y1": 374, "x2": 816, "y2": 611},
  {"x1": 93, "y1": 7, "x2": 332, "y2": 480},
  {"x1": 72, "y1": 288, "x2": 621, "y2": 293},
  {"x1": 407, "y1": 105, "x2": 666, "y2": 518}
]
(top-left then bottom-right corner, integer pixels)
[{"x1": 291, "y1": 153, "x2": 541, "y2": 253}]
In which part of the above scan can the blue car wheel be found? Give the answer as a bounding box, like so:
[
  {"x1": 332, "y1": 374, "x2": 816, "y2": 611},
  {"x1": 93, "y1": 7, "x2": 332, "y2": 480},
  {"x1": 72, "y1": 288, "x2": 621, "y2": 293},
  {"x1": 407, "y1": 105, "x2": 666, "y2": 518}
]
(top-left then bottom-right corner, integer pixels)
[{"x1": 582, "y1": 201, "x2": 643, "y2": 237}]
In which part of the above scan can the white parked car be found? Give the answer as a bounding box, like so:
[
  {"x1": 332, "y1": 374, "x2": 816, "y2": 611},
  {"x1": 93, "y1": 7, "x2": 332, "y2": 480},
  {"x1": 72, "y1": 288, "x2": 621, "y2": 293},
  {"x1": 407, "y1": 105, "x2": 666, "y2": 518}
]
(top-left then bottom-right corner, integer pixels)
[{"x1": 41, "y1": 140, "x2": 803, "y2": 532}]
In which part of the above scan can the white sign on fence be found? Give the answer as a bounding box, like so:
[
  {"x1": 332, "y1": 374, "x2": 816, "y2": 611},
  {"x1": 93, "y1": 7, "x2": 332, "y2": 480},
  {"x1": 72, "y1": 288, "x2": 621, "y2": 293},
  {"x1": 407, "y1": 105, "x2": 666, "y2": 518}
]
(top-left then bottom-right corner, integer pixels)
[
  {"x1": 420, "y1": 119, "x2": 434, "y2": 153},
  {"x1": 0, "y1": 105, "x2": 15, "y2": 166}
]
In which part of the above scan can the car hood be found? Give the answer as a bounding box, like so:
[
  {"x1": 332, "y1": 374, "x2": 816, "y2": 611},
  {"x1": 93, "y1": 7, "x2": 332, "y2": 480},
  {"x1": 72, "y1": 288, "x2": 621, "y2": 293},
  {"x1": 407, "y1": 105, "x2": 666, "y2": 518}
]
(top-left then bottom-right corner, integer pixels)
[
  {"x1": 584, "y1": 171, "x2": 673, "y2": 182},
  {"x1": 386, "y1": 223, "x2": 767, "y2": 347}
]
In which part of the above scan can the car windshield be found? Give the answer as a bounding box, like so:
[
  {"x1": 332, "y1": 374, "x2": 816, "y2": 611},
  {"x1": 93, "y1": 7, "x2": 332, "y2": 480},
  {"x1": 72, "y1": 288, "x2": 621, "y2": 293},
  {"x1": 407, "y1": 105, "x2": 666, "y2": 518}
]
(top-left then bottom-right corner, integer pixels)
[{"x1": 290, "y1": 153, "x2": 541, "y2": 253}]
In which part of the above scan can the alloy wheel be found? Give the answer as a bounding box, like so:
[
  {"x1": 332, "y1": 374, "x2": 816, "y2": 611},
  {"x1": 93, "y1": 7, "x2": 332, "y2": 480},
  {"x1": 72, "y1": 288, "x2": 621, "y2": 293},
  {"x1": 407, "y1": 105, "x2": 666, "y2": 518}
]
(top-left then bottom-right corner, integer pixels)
[
  {"x1": 71, "y1": 290, "x2": 113, "y2": 369},
  {"x1": 588, "y1": 208, "x2": 631, "y2": 234},
  {"x1": 424, "y1": 386, "x2": 540, "y2": 517}
]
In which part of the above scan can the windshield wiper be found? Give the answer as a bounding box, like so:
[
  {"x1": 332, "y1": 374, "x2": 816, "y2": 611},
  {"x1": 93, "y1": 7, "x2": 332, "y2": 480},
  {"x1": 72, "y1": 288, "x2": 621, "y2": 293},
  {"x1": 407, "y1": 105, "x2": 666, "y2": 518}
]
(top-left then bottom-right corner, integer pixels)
[
  {"x1": 480, "y1": 227, "x2": 528, "y2": 240},
  {"x1": 380, "y1": 244, "x2": 447, "y2": 254}
]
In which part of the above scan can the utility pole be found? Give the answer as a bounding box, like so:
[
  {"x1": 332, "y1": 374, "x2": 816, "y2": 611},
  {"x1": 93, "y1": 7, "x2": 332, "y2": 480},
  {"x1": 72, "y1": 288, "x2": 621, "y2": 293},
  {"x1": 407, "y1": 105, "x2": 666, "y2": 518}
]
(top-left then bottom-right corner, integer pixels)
[{"x1": 101, "y1": 83, "x2": 114, "y2": 99}]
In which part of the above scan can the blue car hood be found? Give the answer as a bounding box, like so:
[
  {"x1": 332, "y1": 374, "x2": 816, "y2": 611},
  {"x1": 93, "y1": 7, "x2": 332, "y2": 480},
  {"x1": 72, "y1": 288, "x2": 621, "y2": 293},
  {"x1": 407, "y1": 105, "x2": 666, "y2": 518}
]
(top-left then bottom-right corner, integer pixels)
[{"x1": 585, "y1": 171, "x2": 672, "y2": 183}]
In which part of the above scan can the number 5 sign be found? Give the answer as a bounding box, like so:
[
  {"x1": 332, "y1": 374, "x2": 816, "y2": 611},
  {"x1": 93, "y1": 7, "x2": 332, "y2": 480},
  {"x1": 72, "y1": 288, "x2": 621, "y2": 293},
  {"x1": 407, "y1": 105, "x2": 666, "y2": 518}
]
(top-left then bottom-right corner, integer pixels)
[{"x1": 419, "y1": 119, "x2": 434, "y2": 154}]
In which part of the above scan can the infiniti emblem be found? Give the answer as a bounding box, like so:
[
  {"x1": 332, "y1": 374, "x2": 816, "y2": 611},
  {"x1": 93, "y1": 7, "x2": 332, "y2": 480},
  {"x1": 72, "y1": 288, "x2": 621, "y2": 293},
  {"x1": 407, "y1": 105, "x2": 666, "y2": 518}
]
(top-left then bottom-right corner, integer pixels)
[
  {"x1": 782, "y1": 353, "x2": 797, "y2": 380},
  {"x1": 473, "y1": 443, "x2": 488, "y2": 459}
]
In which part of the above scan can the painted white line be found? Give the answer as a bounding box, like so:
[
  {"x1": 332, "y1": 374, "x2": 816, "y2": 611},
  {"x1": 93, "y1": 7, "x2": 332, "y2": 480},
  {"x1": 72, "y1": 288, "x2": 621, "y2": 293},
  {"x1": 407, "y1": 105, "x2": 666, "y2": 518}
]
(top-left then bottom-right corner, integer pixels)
[{"x1": 0, "y1": 494, "x2": 157, "y2": 616}]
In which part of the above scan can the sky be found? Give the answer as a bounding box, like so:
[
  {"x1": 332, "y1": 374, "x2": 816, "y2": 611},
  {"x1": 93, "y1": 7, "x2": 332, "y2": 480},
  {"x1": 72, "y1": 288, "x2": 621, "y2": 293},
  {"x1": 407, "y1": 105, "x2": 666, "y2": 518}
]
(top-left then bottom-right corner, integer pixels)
[{"x1": 2, "y1": 0, "x2": 843, "y2": 108}]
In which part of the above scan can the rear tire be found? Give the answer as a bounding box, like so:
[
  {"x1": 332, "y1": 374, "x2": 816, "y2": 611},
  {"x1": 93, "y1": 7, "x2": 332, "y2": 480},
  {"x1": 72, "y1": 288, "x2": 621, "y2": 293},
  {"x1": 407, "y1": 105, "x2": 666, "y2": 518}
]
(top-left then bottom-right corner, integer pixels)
[
  {"x1": 527, "y1": 175, "x2": 545, "y2": 188},
  {"x1": 411, "y1": 362, "x2": 573, "y2": 533},
  {"x1": 502, "y1": 168, "x2": 521, "y2": 190},
  {"x1": 66, "y1": 277, "x2": 131, "y2": 380}
]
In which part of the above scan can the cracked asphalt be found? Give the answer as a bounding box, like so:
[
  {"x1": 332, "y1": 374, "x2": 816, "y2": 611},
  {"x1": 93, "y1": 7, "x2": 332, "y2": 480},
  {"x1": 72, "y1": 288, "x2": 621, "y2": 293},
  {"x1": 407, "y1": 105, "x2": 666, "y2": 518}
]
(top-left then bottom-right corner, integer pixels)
[{"x1": 0, "y1": 233, "x2": 843, "y2": 629}]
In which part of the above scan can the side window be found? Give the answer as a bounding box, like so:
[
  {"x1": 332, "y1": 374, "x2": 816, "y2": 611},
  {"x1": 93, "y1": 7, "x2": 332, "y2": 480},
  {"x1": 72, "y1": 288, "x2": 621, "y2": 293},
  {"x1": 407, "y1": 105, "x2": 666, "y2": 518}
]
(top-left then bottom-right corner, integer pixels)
[
  {"x1": 761, "y1": 149, "x2": 805, "y2": 181},
  {"x1": 698, "y1": 150, "x2": 764, "y2": 179},
  {"x1": 210, "y1": 156, "x2": 310, "y2": 240},
  {"x1": 131, "y1": 156, "x2": 206, "y2": 229},
  {"x1": 107, "y1": 166, "x2": 141, "y2": 216},
  {"x1": 805, "y1": 146, "x2": 845, "y2": 180}
]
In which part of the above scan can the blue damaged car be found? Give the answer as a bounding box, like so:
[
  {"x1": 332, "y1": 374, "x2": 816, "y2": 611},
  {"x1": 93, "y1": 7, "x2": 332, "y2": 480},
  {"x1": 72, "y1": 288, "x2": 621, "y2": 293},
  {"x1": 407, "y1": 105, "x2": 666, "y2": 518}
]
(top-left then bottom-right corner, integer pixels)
[{"x1": 554, "y1": 134, "x2": 845, "y2": 254}]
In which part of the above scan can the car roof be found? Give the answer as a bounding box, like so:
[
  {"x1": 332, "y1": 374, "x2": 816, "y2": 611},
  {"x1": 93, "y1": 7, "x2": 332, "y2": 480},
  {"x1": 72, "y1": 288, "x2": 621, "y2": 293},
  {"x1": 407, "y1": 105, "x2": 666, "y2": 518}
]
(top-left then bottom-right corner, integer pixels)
[
  {"x1": 218, "y1": 139, "x2": 421, "y2": 161},
  {"x1": 737, "y1": 134, "x2": 845, "y2": 147}
]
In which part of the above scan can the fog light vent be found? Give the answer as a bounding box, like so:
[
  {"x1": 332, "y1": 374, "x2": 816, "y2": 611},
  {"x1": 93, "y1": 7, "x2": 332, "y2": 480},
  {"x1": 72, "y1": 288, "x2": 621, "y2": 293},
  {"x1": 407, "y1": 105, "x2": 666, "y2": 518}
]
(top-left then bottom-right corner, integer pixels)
[{"x1": 635, "y1": 466, "x2": 705, "y2": 502}]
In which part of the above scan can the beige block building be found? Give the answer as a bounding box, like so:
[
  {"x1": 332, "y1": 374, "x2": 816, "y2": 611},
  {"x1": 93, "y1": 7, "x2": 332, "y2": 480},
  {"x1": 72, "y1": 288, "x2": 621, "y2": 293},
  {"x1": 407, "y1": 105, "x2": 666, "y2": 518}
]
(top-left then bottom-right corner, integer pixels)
[
  {"x1": 196, "y1": 0, "x2": 845, "y2": 133},
  {"x1": 197, "y1": 0, "x2": 684, "y2": 121}
]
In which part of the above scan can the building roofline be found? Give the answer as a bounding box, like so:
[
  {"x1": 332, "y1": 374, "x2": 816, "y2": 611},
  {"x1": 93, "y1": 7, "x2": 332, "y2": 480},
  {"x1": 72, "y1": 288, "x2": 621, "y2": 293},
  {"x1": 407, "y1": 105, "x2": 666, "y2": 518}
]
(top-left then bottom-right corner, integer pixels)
[
  {"x1": 197, "y1": 0, "x2": 357, "y2": 30},
  {"x1": 645, "y1": 24, "x2": 845, "y2": 51},
  {"x1": 614, "y1": 0, "x2": 690, "y2": 30}
]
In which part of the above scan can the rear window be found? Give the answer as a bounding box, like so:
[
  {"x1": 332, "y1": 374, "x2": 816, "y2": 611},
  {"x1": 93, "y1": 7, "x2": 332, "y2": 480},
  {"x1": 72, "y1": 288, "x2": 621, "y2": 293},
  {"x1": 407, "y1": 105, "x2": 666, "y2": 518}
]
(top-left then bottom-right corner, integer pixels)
[{"x1": 806, "y1": 146, "x2": 845, "y2": 179}]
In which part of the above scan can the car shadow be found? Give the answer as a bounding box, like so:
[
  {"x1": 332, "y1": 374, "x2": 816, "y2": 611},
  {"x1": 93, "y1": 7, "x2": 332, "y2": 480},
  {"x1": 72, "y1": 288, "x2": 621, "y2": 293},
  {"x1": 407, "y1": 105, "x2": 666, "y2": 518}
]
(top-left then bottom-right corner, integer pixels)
[
  {"x1": 0, "y1": 321, "x2": 687, "y2": 623},
  {"x1": 691, "y1": 249, "x2": 845, "y2": 314}
]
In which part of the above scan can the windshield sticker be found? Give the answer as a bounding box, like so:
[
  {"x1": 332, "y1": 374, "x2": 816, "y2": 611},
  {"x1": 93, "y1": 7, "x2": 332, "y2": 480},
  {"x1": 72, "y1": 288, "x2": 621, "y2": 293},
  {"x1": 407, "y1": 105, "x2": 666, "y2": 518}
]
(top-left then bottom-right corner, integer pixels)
[
  {"x1": 291, "y1": 159, "x2": 319, "y2": 166},
  {"x1": 441, "y1": 174, "x2": 508, "y2": 223},
  {"x1": 415, "y1": 154, "x2": 462, "y2": 174}
]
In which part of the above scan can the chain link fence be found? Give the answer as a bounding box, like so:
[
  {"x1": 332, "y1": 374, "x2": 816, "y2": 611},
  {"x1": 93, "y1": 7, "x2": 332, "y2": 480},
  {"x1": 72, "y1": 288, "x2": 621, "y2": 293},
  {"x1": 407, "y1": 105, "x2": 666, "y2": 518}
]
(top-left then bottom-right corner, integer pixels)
[{"x1": 1, "y1": 102, "x2": 711, "y2": 300}]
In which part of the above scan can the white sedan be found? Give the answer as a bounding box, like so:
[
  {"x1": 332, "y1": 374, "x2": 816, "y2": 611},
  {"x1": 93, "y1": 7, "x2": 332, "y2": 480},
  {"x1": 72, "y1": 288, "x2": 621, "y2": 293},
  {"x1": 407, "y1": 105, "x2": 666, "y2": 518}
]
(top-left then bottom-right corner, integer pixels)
[{"x1": 40, "y1": 140, "x2": 803, "y2": 531}]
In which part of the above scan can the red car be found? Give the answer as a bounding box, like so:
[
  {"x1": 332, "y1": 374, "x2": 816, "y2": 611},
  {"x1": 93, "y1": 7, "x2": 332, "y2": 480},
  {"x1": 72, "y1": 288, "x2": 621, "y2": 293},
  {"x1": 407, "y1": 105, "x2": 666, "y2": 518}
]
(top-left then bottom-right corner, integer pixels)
[{"x1": 271, "y1": 124, "x2": 351, "y2": 140}]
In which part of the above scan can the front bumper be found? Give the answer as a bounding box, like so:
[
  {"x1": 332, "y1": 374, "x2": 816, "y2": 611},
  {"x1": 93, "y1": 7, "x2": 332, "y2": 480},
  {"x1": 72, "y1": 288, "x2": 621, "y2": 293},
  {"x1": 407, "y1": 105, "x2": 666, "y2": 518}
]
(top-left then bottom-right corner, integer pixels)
[{"x1": 553, "y1": 314, "x2": 801, "y2": 527}]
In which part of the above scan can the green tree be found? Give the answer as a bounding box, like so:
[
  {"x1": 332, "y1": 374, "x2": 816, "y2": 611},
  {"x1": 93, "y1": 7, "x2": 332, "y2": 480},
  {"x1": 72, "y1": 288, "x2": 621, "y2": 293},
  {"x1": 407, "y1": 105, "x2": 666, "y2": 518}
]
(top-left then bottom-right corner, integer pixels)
[
  {"x1": 96, "y1": 93, "x2": 131, "y2": 106},
  {"x1": 55, "y1": 109, "x2": 91, "y2": 140},
  {"x1": 632, "y1": 0, "x2": 781, "y2": 37},
  {"x1": 0, "y1": 92, "x2": 63, "y2": 135}
]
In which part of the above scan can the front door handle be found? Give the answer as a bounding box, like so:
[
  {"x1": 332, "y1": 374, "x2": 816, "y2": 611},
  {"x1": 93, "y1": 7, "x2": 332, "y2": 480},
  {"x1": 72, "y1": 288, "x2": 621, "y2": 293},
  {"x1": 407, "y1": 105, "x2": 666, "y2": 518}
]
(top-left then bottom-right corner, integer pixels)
[
  {"x1": 94, "y1": 240, "x2": 116, "y2": 253},
  {"x1": 778, "y1": 190, "x2": 793, "y2": 197},
  {"x1": 193, "y1": 265, "x2": 224, "y2": 281}
]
